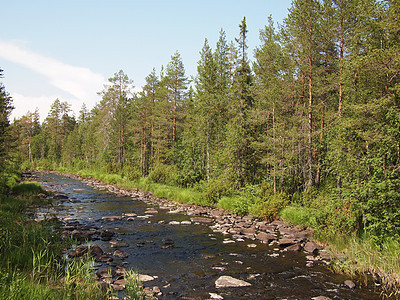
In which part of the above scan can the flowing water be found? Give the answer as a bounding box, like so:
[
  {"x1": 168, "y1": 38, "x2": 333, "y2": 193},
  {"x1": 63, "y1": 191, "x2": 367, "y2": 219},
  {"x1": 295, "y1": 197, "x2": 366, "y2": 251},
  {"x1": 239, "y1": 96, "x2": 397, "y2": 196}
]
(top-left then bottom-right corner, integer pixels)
[{"x1": 35, "y1": 172, "x2": 383, "y2": 299}]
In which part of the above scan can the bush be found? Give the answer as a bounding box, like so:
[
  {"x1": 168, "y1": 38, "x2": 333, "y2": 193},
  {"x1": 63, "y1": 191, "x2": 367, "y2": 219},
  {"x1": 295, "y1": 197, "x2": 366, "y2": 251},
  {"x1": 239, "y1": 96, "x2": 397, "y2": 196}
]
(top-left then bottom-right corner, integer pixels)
[
  {"x1": 202, "y1": 176, "x2": 233, "y2": 205},
  {"x1": 148, "y1": 163, "x2": 178, "y2": 185}
]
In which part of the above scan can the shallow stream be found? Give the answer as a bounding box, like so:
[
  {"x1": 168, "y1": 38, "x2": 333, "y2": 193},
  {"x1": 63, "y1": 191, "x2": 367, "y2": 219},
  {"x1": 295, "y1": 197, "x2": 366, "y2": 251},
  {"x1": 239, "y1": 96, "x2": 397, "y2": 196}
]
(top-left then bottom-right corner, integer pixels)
[{"x1": 35, "y1": 172, "x2": 382, "y2": 299}]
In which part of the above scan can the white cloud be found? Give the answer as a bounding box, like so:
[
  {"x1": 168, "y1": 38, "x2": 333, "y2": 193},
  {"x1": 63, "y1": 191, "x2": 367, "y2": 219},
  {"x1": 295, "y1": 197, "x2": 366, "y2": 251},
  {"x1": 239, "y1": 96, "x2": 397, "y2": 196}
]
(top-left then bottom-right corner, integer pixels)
[{"x1": 0, "y1": 40, "x2": 106, "y2": 121}]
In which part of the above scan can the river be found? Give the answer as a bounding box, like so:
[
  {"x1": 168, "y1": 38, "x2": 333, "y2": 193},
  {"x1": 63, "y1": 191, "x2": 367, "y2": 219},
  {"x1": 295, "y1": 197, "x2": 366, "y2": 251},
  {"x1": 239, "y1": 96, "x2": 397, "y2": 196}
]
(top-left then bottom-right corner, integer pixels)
[{"x1": 34, "y1": 172, "x2": 382, "y2": 299}]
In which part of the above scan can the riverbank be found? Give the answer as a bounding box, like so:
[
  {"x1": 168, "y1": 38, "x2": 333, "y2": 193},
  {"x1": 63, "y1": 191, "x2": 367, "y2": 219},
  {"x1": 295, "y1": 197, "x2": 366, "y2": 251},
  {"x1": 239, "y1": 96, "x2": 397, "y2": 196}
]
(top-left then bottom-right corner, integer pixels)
[{"x1": 48, "y1": 169, "x2": 397, "y2": 296}]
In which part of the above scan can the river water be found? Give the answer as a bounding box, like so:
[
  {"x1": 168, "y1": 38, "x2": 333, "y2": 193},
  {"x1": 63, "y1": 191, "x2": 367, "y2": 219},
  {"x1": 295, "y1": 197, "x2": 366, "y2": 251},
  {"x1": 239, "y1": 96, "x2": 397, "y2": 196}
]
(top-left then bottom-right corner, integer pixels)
[{"x1": 34, "y1": 172, "x2": 383, "y2": 299}]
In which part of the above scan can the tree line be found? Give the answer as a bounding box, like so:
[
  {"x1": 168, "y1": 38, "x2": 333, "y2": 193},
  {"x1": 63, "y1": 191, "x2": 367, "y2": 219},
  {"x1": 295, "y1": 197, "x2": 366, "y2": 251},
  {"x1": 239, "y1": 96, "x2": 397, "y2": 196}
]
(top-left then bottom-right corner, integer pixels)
[{"x1": 5, "y1": 0, "x2": 400, "y2": 242}]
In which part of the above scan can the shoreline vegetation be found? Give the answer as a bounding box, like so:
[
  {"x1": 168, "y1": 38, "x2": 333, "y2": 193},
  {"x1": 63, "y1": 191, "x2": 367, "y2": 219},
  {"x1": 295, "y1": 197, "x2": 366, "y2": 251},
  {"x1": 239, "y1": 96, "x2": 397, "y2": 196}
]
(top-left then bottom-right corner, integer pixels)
[{"x1": 48, "y1": 166, "x2": 399, "y2": 297}]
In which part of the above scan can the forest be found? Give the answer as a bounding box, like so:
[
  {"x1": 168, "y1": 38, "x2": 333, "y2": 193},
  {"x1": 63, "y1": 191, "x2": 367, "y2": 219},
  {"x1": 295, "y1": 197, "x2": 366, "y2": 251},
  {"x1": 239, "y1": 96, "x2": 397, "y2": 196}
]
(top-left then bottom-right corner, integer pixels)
[{"x1": 1, "y1": 0, "x2": 399, "y2": 291}]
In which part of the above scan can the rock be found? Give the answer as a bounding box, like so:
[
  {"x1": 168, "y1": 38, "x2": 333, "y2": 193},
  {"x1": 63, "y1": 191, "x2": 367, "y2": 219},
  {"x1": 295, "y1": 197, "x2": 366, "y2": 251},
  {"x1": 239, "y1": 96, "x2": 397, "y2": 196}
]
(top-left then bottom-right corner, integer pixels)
[
  {"x1": 95, "y1": 255, "x2": 113, "y2": 263},
  {"x1": 319, "y1": 250, "x2": 332, "y2": 261},
  {"x1": 344, "y1": 280, "x2": 356, "y2": 289},
  {"x1": 169, "y1": 221, "x2": 180, "y2": 225},
  {"x1": 115, "y1": 266, "x2": 127, "y2": 276},
  {"x1": 111, "y1": 283, "x2": 125, "y2": 291},
  {"x1": 68, "y1": 245, "x2": 89, "y2": 258},
  {"x1": 113, "y1": 249, "x2": 129, "y2": 259},
  {"x1": 53, "y1": 194, "x2": 68, "y2": 200},
  {"x1": 304, "y1": 241, "x2": 322, "y2": 253},
  {"x1": 312, "y1": 297, "x2": 332, "y2": 300},
  {"x1": 258, "y1": 224, "x2": 276, "y2": 233},
  {"x1": 286, "y1": 243, "x2": 302, "y2": 252},
  {"x1": 278, "y1": 238, "x2": 297, "y2": 248},
  {"x1": 102, "y1": 216, "x2": 123, "y2": 221},
  {"x1": 96, "y1": 268, "x2": 116, "y2": 279},
  {"x1": 215, "y1": 276, "x2": 251, "y2": 288},
  {"x1": 240, "y1": 227, "x2": 256, "y2": 236},
  {"x1": 101, "y1": 230, "x2": 114, "y2": 241},
  {"x1": 89, "y1": 244, "x2": 104, "y2": 256},
  {"x1": 180, "y1": 220, "x2": 192, "y2": 225},
  {"x1": 109, "y1": 240, "x2": 129, "y2": 248},
  {"x1": 247, "y1": 244, "x2": 257, "y2": 248},
  {"x1": 145, "y1": 209, "x2": 158, "y2": 214},
  {"x1": 190, "y1": 217, "x2": 213, "y2": 224},
  {"x1": 124, "y1": 213, "x2": 137, "y2": 217},
  {"x1": 138, "y1": 274, "x2": 155, "y2": 282},
  {"x1": 209, "y1": 292, "x2": 224, "y2": 299},
  {"x1": 256, "y1": 232, "x2": 276, "y2": 244}
]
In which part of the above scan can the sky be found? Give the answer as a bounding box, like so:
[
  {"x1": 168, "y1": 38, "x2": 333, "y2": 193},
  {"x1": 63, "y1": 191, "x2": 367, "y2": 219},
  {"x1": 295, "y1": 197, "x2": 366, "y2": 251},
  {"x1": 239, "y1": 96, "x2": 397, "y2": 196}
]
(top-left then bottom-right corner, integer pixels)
[{"x1": 0, "y1": 0, "x2": 293, "y2": 122}]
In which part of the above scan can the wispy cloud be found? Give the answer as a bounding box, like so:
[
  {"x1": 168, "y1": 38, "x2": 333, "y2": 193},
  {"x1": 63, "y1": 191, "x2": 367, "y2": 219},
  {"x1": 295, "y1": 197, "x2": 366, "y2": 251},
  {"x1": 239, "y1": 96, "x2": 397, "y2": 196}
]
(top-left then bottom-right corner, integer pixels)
[{"x1": 0, "y1": 40, "x2": 106, "y2": 120}]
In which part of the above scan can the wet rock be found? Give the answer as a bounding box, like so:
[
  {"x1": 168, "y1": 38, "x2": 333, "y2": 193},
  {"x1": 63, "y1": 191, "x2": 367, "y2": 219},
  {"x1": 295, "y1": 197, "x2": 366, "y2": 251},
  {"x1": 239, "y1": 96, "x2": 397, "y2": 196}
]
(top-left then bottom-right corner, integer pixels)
[
  {"x1": 256, "y1": 232, "x2": 276, "y2": 244},
  {"x1": 96, "y1": 268, "x2": 116, "y2": 279},
  {"x1": 110, "y1": 240, "x2": 129, "y2": 248},
  {"x1": 215, "y1": 276, "x2": 251, "y2": 288},
  {"x1": 124, "y1": 212, "x2": 137, "y2": 217},
  {"x1": 95, "y1": 254, "x2": 113, "y2": 263},
  {"x1": 88, "y1": 244, "x2": 104, "y2": 256},
  {"x1": 53, "y1": 194, "x2": 68, "y2": 200},
  {"x1": 101, "y1": 230, "x2": 114, "y2": 241},
  {"x1": 161, "y1": 238, "x2": 175, "y2": 249},
  {"x1": 68, "y1": 245, "x2": 88, "y2": 258},
  {"x1": 113, "y1": 249, "x2": 129, "y2": 259},
  {"x1": 312, "y1": 297, "x2": 332, "y2": 300},
  {"x1": 145, "y1": 209, "x2": 158, "y2": 214},
  {"x1": 180, "y1": 220, "x2": 192, "y2": 225},
  {"x1": 286, "y1": 243, "x2": 302, "y2": 252},
  {"x1": 304, "y1": 241, "x2": 322, "y2": 253},
  {"x1": 101, "y1": 215, "x2": 123, "y2": 221},
  {"x1": 344, "y1": 280, "x2": 356, "y2": 289},
  {"x1": 190, "y1": 217, "x2": 213, "y2": 224},
  {"x1": 278, "y1": 238, "x2": 297, "y2": 248},
  {"x1": 115, "y1": 266, "x2": 127, "y2": 276}
]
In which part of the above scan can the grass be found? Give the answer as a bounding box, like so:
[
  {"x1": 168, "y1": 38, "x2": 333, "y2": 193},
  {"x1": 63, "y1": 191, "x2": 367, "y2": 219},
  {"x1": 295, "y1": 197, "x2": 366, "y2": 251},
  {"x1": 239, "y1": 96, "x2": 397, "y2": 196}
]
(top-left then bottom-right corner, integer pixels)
[{"x1": 280, "y1": 205, "x2": 400, "y2": 297}]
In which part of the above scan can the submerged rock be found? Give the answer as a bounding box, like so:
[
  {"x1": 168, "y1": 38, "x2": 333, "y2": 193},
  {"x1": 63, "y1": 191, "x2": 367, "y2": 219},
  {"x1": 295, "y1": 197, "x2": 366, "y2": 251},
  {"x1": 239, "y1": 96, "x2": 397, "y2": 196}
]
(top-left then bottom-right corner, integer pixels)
[{"x1": 113, "y1": 249, "x2": 129, "y2": 258}]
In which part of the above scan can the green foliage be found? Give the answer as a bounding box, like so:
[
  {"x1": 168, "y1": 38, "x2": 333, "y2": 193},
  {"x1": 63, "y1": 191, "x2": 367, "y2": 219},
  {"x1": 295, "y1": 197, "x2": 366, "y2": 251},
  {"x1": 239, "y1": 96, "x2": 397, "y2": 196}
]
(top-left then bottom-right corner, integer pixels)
[
  {"x1": 147, "y1": 162, "x2": 178, "y2": 185},
  {"x1": 202, "y1": 176, "x2": 233, "y2": 205},
  {"x1": 11, "y1": 182, "x2": 46, "y2": 196}
]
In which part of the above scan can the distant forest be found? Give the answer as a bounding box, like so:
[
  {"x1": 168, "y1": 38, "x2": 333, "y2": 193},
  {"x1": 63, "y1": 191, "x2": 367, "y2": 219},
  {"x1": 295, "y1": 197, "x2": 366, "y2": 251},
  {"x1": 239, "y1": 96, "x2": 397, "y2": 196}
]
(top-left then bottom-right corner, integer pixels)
[{"x1": 3, "y1": 0, "x2": 399, "y2": 242}]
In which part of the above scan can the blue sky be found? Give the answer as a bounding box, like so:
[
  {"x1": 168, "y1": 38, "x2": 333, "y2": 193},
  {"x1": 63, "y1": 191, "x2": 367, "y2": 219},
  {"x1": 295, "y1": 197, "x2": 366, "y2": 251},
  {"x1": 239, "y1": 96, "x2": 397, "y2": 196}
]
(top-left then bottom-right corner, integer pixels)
[{"x1": 0, "y1": 0, "x2": 293, "y2": 121}]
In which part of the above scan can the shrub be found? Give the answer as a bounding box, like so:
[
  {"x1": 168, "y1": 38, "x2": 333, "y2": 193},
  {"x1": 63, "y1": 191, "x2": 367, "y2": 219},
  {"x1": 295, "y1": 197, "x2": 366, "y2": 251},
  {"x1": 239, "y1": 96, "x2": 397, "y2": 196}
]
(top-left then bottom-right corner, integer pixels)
[
  {"x1": 202, "y1": 176, "x2": 233, "y2": 205},
  {"x1": 148, "y1": 163, "x2": 178, "y2": 185}
]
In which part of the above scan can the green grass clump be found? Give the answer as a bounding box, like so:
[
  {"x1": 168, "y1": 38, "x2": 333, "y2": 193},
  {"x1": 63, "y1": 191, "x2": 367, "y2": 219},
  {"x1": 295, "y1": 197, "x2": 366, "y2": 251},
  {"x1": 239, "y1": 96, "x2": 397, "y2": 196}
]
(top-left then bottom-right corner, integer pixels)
[{"x1": 11, "y1": 182, "x2": 46, "y2": 196}]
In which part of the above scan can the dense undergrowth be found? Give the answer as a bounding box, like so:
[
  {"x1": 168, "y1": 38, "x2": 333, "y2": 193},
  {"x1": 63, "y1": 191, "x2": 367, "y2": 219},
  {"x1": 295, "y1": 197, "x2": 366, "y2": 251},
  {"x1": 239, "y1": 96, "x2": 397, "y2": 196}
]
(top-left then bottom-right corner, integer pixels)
[
  {"x1": 0, "y1": 179, "x2": 146, "y2": 299},
  {"x1": 46, "y1": 162, "x2": 400, "y2": 296}
]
